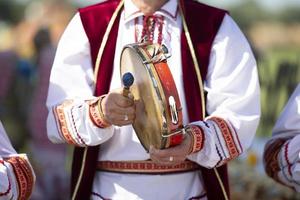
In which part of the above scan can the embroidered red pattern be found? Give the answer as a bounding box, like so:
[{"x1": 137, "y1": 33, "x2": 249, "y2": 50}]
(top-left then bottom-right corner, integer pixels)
[
  {"x1": 263, "y1": 138, "x2": 288, "y2": 186},
  {"x1": 97, "y1": 160, "x2": 200, "y2": 174},
  {"x1": 284, "y1": 141, "x2": 292, "y2": 177},
  {"x1": 139, "y1": 15, "x2": 164, "y2": 44},
  {"x1": 210, "y1": 117, "x2": 239, "y2": 160},
  {"x1": 53, "y1": 100, "x2": 78, "y2": 145},
  {"x1": 188, "y1": 125, "x2": 205, "y2": 154},
  {"x1": 4, "y1": 156, "x2": 34, "y2": 200},
  {"x1": 88, "y1": 98, "x2": 110, "y2": 128}
]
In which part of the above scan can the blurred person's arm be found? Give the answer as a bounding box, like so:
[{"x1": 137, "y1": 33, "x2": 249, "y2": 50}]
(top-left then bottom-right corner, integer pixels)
[
  {"x1": 264, "y1": 84, "x2": 300, "y2": 191},
  {"x1": 0, "y1": 122, "x2": 35, "y2": 200},
  {"x1": 46, "y1": 13, "x2": 114, "y2": 147}
]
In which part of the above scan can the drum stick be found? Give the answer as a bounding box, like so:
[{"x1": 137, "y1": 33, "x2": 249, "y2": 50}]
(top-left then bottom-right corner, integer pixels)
[{"x1": 122, "y1": 72, "x2": 134, "y2": 97}]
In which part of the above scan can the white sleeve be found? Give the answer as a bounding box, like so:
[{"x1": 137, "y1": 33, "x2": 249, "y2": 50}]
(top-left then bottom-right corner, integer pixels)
[
  {"x1": 0, "y1": 122, "x2": 35, "y2": 199},
  {"x1": 0, "y1": 122, "x2": 17, "y2": 156},
  {"x1": 0, "y1": 159, "x2": 18, "y2": 200},
  {"x1": 46, "y1": 13, "x2": 114, "y2": 147},
  {"x1": 188, "y1": 14, "x2": 260, "y2": 168},
  {"x1": 0, "y1": 122, "x2": 17, "y2": 200},
  {"x1": 264, "y1": 84, "x2": 300, "y2": 191}
]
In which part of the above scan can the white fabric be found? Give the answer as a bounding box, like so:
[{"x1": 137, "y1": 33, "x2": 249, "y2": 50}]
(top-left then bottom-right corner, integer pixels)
[
  {"x1": 46, "y1": 0, "x2": 260, "y2": 199},
  {"x1": 0, "y1": 122, "x2": 18, "y2": 200},
  {"x1": 0, "y1": 123, "x2": 17, "y2": 157},
  {"x1": 271, "y1": 84, "x2": 300, "y2": 191},
  {"x1": 0, "y1": 122, "x2": 34, "y2": 200}
]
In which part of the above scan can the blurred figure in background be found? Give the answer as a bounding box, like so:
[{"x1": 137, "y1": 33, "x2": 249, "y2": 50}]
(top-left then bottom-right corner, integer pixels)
[
  {"x1": 0, "y1": 51, "x2": 17, "y2": 116},
  {"x1": 264, "y1": 83, "x2": 300, "y2": 192},
  {"x1": 1, "y1": 1, "x2": 74, "y2": 199},
  {"x1": 27, "y1": 27, "x2": 69, "y2": 200},
  {"x1": 0, "y1": 121, "x2": 35, "y2": 200},
  {"x1": 0, "y1": 50, "x2": 33, "y2": 151}
]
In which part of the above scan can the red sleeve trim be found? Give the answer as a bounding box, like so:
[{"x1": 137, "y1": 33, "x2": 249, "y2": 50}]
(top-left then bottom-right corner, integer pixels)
[
  {"x1": 4, "y1": 156, "x2": 35, "y2": 200},
  {"x1": 209, "y1": 117, "x2": 239, "y2": 160},
  {"x1": 263, "y1": 138, "x2": 287, "y2": 186},
  {"x1": 187, "y1": 125, "x2": 205, "y2": 154},
  {"x1": 88, "y1": 96, "x2": 111, "y2": 128},
  {"x1": 53, "y1": 100, "x2": 78, "y2": 146}
]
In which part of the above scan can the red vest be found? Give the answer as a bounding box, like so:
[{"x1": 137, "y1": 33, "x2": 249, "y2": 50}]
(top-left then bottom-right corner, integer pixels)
[{"x1": 72, "y1": 0, "x2": 229, "y2": 199}]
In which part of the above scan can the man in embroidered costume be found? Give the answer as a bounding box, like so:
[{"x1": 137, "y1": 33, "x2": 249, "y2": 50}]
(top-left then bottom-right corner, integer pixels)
[
  {"x1": 46, "y1": 0, "x2": 260, "y2": 199},
  {"x1": 0, "y1": 121, "x2": 35, "y2": 200},
  {"x1": 264, "y1": 84, "x2": 300, "y2": 192}
]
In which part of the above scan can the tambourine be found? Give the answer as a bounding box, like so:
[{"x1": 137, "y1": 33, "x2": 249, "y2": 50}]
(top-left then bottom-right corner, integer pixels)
[{"x1": 120, "y1": 42, "x2": 184, "y2": 151}]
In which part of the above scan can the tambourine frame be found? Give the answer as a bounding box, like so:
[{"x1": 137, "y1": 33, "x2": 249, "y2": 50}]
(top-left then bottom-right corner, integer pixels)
[{"x1": 120, "y1": 42, "x2": 183, "y2": 150}]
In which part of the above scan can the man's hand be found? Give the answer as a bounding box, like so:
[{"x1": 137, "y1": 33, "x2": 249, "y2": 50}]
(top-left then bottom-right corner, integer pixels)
[
  {"x1": 149, "y1": 133, "x2": 192, "y2": 165},
  {"x1": 101, "y1": 89, "x2": 135, "y2": 126}
]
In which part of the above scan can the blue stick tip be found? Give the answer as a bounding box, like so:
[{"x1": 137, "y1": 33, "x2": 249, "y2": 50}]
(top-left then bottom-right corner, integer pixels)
[{"x1": 122, "y1": 72, "x2": 134, "y2": 87}]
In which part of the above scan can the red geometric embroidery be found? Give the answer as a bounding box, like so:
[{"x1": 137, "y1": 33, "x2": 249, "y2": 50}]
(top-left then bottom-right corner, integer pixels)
[
  {"x1": 210, "y1": 117, "x2": 239, "y2": 160},
  {"x1": 4, "y1": 156, "x2": 35, "y2": 200},
  {"x1": 97, "y1": 160, "x2": 200, "y2": 174},
  {"x1": 53, "y1": 100, "x2": 78, "y2": 145},
  {"x1": 88, "y1": 98, "x2": 110, "y2": 128},
  {"x1": 263, "y1": 138, "x2": 288, "y2": 186},
  {"x1": 284, "y1": 142, "x2": 292, "y2": 177},
  {"x1": 188, "y1": 125, "x2": 205, "y2": 153}
]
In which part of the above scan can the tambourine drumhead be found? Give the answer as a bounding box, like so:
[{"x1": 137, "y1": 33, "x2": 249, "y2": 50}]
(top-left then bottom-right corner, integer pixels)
[{"x1": 120, "y1": 46, "x2": 165, "y2": 150}]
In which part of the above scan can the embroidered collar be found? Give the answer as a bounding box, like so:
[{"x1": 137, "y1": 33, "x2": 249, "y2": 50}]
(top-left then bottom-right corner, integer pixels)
[{"x1": 123, "y1": 0, "x2": 178, "y2": 23}]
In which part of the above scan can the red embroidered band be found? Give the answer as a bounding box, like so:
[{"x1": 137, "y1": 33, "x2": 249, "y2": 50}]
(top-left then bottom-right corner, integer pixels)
[
  {"x1": 97, "y1": 160, "x2": 200, "y2": 174},
  {"x1": 210, "y1": 117, "x2": 239, "y2": 160},
  {"x1": 4, "y1": 156, "x2": 35, "y2": 200},
  {"x1": 140, "y1": 15, "x2": 164, "y2": 44},
  {"x1": 186, "y1": 125, "x2": 205, "y2": 154},
  {"x1": 88, "y1": 95, "x2": 111, "y2": 128},
  {"x1": 53, "y1": 100, "x2": 78, "y2": 146},
  {"x1": 263, "y1": 138, "x2": 287, "y2": 186}
]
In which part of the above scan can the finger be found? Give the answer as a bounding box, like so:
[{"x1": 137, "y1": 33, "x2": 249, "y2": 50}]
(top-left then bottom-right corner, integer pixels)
[
  {"x1": 150, "y1": 151, "x2": 183, "y2": 166},
  {"x1": 112, "y1": 119, "x2": 134, "y2": 126},
  {"x1": 149, "y1": 146, "x2": 174, "y2": 162},
  {"x1": 149, "y1": 145, "x2": 182, "y2": 158},
  {"x1": 150, "y1": 145, "x2": 188, "y2": 163},
  {"x1": 127, "y1": 92, "x2": 134, "y2": 100},
  {"x1": 150, "y1": 134, "x2": 192, "y2": 158},
  {"x1": 107, "y1": 116, "x2": 134, "y2": 126},
  {"x1": 106, "y1": 113, "x2": 135, "y2": 123},
  {"x1": 107, "y1": 106, "x2": 136, "y2": 116},
  {"x1": 114, "y1": 96, "x2": 134, "y2": 107},
  {"x1": 150, "y1": 154, "x2": 175, "y2": 166}
]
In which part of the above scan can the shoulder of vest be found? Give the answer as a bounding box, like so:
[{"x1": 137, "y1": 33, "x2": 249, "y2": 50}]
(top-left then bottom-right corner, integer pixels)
[{"x1": 78, "y1": 0, "x2": 121, "y2": 14}]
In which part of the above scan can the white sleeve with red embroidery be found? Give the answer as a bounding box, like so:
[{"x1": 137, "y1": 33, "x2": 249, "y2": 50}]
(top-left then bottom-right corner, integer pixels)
[
  {"x1": 0, "y1": 122, "x2": 35, "y2": 200},
  {"x1": 265, "y1": 84, "x2": 300, "y2": 191},
  {"x1": 187, "y1": 14, "x2": 260, "y2": 168},
  {"x1": 46, "y1": 13, "x2": 114, "y2": 147}
]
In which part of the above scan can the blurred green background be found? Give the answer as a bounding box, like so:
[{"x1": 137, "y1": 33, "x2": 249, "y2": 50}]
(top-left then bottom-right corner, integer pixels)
[{"x1": 0, "y1": 0, "x2": 299, "y2": 199}]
